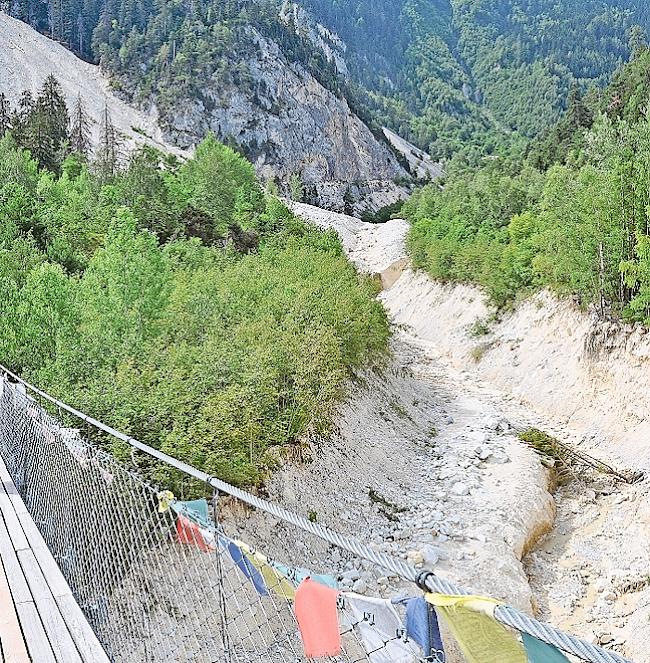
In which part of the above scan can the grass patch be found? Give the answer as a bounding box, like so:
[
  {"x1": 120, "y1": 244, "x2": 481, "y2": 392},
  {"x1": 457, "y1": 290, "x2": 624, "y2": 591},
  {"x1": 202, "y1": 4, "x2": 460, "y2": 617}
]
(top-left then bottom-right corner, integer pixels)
[
  {"x1": 390, "y1": 400, "x2": 412, "y2": 421},
  {"x1": 470, "y1": 342, "x2": 491, "y2": 362},
  {"x1": 469, "y1": 318, "x2": 491, "y2": 338},
  {"x1": 368, "y1": 488, "x2": 407, "y2": 522}
]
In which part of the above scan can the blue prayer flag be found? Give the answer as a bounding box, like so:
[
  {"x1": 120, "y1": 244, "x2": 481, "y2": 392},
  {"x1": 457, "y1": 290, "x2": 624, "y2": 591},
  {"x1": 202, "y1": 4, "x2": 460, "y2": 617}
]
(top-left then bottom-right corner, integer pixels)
[
  {"x1": 405, "y1": 597, "x2": 445, "y2": 661},
  {"x1": 228, "y1": 541, "x2": 268, "y2": 596}
]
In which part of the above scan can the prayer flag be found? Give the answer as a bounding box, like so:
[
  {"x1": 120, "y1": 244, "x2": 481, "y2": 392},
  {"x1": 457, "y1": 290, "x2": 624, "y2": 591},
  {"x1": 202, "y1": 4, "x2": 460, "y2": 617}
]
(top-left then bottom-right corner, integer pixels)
[
  {"x1": 405, "y1": 597, "x2": 445, "y2": 661},
  {"x1": 228, "y1": 541, "x2": 268, "y2": 596},
  {"x1": 294, "y1": 578, "x2": 341, "y2": 658},
  {"x1": 237, "y1": 542, "x2": 296, "y2": 601},
  {"x1": 271, "y1": 562, "x2": 338, "y2": 590},
  {"x1": 426, "y1": 593, "x2": 527, "y2": 663},
  {"x1": 344, "y1": 593, "x2": 421, "y2": 663},
  {"x1": 522, "y1": 633, "x2": 570, "y2": 662},
  {"x1": 157, "y1": 491, "x2": 175, "y2": 513},
  {"x1": 176, "y1": 514, "x2": 214, "y2": 553}
]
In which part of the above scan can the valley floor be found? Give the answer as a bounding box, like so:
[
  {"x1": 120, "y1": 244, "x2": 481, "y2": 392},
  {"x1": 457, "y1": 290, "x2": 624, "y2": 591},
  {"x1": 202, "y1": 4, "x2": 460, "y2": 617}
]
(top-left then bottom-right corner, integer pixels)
[{"x1": 263, "y1": 202, "x2": 650, "y2": 662}]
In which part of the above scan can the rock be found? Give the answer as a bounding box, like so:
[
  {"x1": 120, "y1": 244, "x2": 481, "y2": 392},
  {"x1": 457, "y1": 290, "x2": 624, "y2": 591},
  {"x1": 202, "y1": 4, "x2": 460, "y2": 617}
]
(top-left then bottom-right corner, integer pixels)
[
  {"x1": 394, "y1": 528, "x2": 412, "y2": 541},
  {"x1": 478, "y1": 446, "x2": 493, "y2": 461},
  {"x1": 489, "y1": 452, "x2": 510, "y2": 464},
  {"x1": 352, "y1": 579, "x2": 367, "y2": 594},
  {"x1": 452, "y1": 482, "x2": 470, "y2": 496},
  {"x1": 407, "y1": 550, "x2": 425, "y2": 566},
  {"x1": 164, "y1": 29, "x2": 410, "y2": 214},
  {"x1": 341, "y1": 569, "x2": 361, "y2": 581},
  {"x1": 419, "y1": 545, "x2": 440, "y2": 566}
]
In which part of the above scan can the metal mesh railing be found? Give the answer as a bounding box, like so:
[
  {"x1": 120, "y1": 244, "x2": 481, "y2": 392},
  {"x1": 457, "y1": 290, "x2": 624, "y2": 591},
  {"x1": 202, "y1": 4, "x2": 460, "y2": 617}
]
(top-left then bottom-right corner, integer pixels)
[
  {"x1": 0, "y1": 377, "x2": 438, "y2": 662},
  {"x1": 0, "y1": 369, "x2": 634, "y2": 663}
]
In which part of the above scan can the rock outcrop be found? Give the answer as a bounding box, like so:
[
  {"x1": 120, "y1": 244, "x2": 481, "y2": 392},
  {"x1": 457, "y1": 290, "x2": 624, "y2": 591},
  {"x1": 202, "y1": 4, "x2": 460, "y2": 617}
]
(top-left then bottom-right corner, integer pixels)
[{"x1": 163, "y1": 28, "x2": 409, "y2": 214}]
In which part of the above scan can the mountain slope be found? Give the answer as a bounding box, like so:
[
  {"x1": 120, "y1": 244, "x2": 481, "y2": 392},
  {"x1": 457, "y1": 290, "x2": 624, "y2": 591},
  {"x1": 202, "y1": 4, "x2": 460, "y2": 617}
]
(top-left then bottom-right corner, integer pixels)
[
  {"x1": 7, "y1": 0, "x2": 650, "y2": 183},
  {"x1": 0, "y1": 11, "x2": 180, "y2": 157},
  {"x1": 303, "y1": 0, "x2": 650, "y2": 156},
  {"x1": 151, "y1": 27, "x2": 409, "y2": 212},
  {"x1": 1, "y1": 7, "x2": 411, "y2": 214}
]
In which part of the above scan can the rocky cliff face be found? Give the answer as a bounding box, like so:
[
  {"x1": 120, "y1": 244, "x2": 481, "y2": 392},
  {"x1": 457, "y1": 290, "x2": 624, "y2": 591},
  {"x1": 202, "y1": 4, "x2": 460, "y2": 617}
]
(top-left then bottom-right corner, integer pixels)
[
  {"x1": 3, "y1": 5, "x2": 419, "y2": 214},
  {"x1": 162, "y1": 28, "x2": 409, "y2": 214},
  {"x1": 279, "y1": 1, "x2": 348, "y2": 77}
]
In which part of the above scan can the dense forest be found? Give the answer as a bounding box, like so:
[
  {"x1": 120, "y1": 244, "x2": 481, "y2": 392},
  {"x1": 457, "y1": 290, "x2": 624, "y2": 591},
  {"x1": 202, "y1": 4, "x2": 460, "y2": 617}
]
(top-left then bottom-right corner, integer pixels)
[
  {"x1": 302, "y1": 0, "x2": 650, "y2": 158},
  {"x1": 0, "y1": 77, "x2": 388, "y2": 487},
  {"x1": 405, "y1": 44, "x2": 650, "y2": 324},
  {"x1": 7, "y1": 0, "x2": 650, "y2": 161}
]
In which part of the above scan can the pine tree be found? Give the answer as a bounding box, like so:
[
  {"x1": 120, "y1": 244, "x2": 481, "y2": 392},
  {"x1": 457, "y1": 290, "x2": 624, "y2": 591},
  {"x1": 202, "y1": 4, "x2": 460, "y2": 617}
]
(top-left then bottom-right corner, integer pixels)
[
  {"x1": 11, "y1": 90, "x2": 36, "y2": 150},
  {"x1": 32, "y1": 75, "x2": 70, "y2": 172},
  {"x1": 70, "y1": 93, "x2": 91, "y2": 159},
  {"x1": 95, "y1": 102, "x2": 120, "y2": 181}
]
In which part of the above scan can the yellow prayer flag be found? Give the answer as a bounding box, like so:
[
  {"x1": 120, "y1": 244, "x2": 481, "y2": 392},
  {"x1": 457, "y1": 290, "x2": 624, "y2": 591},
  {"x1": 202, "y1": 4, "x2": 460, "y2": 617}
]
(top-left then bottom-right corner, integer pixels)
[
  {"x1": 426, "y1": 593, "x2": 527, "y2": 663},
  {"x1": 237, "y1": 541, "x2": 296, "y2": 601}
]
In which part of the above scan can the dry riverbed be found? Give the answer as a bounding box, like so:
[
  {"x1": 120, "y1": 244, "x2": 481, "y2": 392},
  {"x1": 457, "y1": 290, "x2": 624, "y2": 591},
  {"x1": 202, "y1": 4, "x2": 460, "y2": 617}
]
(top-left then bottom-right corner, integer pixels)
[{"x1": 241, "y1": 202, "x2": 649, "y2": 661}]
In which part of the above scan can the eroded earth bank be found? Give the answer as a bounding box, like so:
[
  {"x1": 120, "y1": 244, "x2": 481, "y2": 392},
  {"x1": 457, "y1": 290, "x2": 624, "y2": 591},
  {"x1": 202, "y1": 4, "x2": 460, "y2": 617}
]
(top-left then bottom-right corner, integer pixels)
[{"x1": 243, "y1": 203, "x2": 649, "y2": 662}]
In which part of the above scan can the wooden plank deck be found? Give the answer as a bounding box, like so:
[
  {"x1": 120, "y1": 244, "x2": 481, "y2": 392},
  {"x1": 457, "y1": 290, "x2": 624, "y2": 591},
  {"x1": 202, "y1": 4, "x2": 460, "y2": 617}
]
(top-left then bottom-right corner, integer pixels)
[{"x1": 0, "y1": 457, "x2": 110, "y2": 663}]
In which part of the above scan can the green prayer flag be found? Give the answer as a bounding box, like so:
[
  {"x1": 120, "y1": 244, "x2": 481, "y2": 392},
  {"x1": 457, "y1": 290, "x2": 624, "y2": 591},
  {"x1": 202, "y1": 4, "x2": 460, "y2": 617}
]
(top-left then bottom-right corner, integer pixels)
[{"x1": 522, "y1": 633, "x2": 570, "y2": 663}]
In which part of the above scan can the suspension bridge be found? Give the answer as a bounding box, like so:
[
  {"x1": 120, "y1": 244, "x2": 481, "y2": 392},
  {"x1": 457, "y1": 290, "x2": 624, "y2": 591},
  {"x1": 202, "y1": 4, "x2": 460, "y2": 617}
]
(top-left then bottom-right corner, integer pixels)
[{"x1": 0, "y1": 364, "x2": 634, "y2": 663}]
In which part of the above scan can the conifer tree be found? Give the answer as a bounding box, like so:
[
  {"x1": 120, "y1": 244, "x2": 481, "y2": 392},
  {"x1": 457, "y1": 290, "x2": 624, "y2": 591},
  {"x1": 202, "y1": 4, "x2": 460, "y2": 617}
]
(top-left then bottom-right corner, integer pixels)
[
  {"x1": 95, "y1": 102, "x2": 120, "y2": 181},
  {"x1": 70, "y1": 93, "x2": 91, "y2": 159},
  {"x1": 32, "y1": 75, "x2": 70, "y2": 172},
  {"x1": 0, "y1": 93, "x2": 10, "y2": 138},
  {"x1": 11, "y1": 89, "x2": 36, "y2": 149}
]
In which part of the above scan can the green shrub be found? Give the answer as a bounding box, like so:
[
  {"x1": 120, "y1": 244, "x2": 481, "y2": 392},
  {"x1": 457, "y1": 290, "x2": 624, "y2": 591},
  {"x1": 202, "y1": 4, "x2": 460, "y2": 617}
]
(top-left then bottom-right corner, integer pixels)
[{"x1": 0, "y1": 136, "x2": 389, "y2": 488}]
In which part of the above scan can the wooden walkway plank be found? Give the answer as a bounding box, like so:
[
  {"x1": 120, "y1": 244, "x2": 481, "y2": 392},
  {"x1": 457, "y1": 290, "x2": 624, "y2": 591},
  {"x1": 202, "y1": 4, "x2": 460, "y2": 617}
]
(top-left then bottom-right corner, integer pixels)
[
  {"x1": 0, "y1": 456, "x2": 109, "y2": 662},
  {"x1": 54, "y1": 596, "x2": 111, "y2": 663},
  {"x1": 0, "y1": 458, "x2": 28, "y2": 516},
  {"x1": 0, "y1": 488, "x2": 29, "y2": 553},
  {"x1": 0, "y1": 556, "x2": 30, "y2": 663},
  {"x1": 0, "y1": 512, "x2": 32, "y2": 606},
  {"x1": 16, "y1": 550, "x2": 82, "y2": 663},
  {"x1": 13, "y1": 512, "x2": 47, "y2": 553},
  {"x1": 14, "y1": 603, "x2": 56, "y2": 663}
]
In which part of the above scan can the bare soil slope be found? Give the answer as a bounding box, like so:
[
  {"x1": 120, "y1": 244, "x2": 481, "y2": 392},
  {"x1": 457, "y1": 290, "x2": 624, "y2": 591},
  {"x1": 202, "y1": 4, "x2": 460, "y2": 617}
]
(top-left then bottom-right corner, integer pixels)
[{"x1": 0, "y1": 12, "x2": 181, "y2": 157}]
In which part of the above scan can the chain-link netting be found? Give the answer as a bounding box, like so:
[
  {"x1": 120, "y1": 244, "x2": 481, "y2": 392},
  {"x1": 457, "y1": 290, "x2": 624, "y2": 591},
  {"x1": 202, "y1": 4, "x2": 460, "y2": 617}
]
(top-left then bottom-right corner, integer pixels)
[
  {"x1": 0, "y1": 372, "x2": 634, "y2": 663},
  {"x1": 0, "y1": 377, "x2": 446, "y2": 663}
]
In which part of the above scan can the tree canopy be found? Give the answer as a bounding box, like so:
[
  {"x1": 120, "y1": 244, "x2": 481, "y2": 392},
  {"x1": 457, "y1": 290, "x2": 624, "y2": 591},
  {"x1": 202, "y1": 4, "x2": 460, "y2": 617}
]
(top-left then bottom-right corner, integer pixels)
[
  {"x1": 0, "y1": 84, "x2": 389, "y2": 488},
  {"x1": 405, "y1": 45, "x2": 650, "y2": 325}
]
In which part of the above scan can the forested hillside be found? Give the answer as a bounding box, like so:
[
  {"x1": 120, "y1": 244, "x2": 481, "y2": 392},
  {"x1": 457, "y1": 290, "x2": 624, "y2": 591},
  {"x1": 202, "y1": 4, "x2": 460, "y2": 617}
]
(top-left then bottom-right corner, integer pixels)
[
  {"x1": 0, "y1": 77, "x2": 389, "y2": 487},
  {"x1": 405, "y1": 44, "x2": 650, "y2": 324},
  {"x1": 304, "y1": 0, "x2": 650, "y2": 158},
  {"x1": 7, "y1": 0, "x2": 650, "y2": 165}
]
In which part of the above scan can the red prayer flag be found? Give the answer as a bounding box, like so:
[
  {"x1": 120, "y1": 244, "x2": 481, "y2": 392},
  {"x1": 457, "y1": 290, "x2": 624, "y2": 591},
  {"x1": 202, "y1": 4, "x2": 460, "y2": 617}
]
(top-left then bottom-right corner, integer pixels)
[
  {"x1": 176, "y1": 514, "x2": 212, "y2": 552},
  {"x1": 294, "y1": 578, "x2": 341, "y2": 658}
]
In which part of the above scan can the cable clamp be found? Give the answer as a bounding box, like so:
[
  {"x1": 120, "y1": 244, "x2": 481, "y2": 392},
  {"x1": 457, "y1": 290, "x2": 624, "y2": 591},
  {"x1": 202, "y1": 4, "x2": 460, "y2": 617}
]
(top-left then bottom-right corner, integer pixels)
[{"x1": 416, "y1": 570, "x2": 437, "y2": 593}]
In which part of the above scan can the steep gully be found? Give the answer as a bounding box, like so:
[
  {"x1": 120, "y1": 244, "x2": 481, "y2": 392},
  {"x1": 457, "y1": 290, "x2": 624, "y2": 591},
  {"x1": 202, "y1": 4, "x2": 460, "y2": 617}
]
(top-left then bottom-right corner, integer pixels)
[{"x1": 252, "y1": 203, "x2": 648, "y2": 662}]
